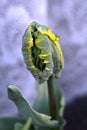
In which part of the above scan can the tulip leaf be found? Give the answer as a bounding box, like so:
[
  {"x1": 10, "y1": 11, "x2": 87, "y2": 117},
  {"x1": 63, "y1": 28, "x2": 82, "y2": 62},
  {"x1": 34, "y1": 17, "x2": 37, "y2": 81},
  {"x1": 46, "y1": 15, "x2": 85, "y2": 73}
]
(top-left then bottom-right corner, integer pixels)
[
  {"x1": 8, "y1": 85, "x2": 59, "y2": 128},
  {"x1": 33, "y1": 77, "x2": 65, "y2": 130},
  {"x1": 14, "y1": 123, "x2": 23, "y2": 130},
  {"x1": 14, "y1": 117, "x2": 33, "y2": 130},
  {"x1": 33, "y1": 78, "x2": 65, "y2": 117},
  {"x1": 0, "y1": 117, "x2": 25, "y2": 130}
]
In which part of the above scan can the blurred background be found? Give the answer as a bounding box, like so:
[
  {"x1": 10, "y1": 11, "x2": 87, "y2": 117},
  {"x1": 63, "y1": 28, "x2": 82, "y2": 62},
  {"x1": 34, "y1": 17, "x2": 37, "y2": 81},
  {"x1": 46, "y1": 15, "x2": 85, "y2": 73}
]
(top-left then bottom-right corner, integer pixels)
[{"x1": 0, "y1": 0, "x2": 87, "y2": 129}]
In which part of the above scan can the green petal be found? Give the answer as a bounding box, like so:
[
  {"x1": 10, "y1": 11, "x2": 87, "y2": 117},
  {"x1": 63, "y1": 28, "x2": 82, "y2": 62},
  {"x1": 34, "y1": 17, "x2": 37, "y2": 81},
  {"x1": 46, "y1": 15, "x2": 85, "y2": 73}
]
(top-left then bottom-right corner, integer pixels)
[{"x1": 22, "y1": 21, "x2": 64, "y2": 83}]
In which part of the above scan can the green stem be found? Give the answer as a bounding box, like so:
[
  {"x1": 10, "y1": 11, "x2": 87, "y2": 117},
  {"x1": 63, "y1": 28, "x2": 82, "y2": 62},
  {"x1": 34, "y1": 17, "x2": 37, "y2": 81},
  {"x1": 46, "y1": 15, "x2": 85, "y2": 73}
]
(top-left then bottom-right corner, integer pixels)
[{"x1": 47, "y1": 75, "x2": 57, "y2": 120}]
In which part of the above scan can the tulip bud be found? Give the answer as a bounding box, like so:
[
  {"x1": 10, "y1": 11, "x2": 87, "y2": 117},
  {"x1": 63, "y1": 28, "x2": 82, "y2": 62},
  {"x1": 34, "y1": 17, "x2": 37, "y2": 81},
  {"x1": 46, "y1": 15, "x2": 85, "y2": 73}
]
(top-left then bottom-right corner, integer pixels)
[{"x1": 22, "y1": 22, "x2": 64, "y2": 83}]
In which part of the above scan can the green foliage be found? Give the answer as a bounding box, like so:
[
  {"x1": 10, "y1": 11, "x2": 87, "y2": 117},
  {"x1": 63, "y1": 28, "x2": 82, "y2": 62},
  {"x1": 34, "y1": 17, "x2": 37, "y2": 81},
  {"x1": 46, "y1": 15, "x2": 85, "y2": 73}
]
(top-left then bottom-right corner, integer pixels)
[
  {"x1": 33, "y1": 78, "x2": 65, "y2": 116},
  {"x1": 0, "y1": 81, "x2": 65, "y2": 130},
  {"x1": 33, "y1": 77, "x2": 65, "y2": 130},
  {"x1": 0, "y1": 117, "x2": 25, "y2": 130},
  {"x1": 0, "y1": 21, "x2": 65, "y2": 130},
  {"x1": 8, "y1": 85, "x2": 58, "y2": 128},
  {"x1": 14, "y1": 118, "x2": 32, "y2": 130}
]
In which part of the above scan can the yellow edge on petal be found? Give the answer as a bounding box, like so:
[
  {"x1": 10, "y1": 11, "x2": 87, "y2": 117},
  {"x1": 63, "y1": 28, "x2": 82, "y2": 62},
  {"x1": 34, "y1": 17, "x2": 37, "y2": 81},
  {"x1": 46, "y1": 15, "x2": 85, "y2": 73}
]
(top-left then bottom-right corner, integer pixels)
[
  {"x1": 54, "y1": 41, "x2": 64, "y2": 68},
  {"x1": 27, "y1": 38, "x2": 33, "y2": 48},
  {"x1": 45, "y1": 67, "x2": 50, "y2": 70},
  {"x1": 27, "y1": 23, "x2": 64, "y2": 69},
  {"x1": 30, "y1": 65, "x2": 35, "y2": 69},
  {"x1": 39, "y1": 28, "x2": 64, "y2": 68},
  {"x1": 35, "y1": 38, "x2": 43, "y2": 44},
  {"x1": 39, "y1": 54, "x2": 50, "y2": 59},
  {"x1": 43, "y1": 60, "x2": 49, "y2": 64}
]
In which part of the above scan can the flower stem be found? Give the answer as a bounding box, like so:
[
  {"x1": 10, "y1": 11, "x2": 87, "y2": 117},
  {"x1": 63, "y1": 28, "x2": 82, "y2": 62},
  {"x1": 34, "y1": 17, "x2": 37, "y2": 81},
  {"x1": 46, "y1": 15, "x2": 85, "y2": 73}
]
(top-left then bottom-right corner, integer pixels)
[{"x1": 47, "y1": 75, "x2": 57, "y2": 120}]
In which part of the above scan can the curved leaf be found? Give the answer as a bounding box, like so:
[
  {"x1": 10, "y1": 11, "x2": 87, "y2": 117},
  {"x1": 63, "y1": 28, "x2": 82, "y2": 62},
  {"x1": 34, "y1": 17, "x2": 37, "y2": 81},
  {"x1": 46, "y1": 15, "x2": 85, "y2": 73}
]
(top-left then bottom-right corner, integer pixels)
[
  {"x1": 0, "y1": 117, "x2": 25, "y2": 130},
  {"x1": 33, "y1": 78, "x2": 65, "y2": 117},
  {"x1": 14, "y1": 118, "x2": 32, "y2": 130},
  {"x1": 33, "y1": 78, "x2": 65, "y2": 130},
  {"x1": 8, "y1": 85, "x2": 58, "y2": 128},
  {"x1": 14, "y1": 123, "x2": 23, "y2": 130}
]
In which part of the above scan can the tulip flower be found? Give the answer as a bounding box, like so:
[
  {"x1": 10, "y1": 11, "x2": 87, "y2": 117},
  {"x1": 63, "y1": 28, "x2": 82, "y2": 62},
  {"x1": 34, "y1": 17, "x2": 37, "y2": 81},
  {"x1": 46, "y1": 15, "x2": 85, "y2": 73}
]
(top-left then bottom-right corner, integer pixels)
[{"x1": 22, "y1": 21, "x2": 64, "y2": 83}]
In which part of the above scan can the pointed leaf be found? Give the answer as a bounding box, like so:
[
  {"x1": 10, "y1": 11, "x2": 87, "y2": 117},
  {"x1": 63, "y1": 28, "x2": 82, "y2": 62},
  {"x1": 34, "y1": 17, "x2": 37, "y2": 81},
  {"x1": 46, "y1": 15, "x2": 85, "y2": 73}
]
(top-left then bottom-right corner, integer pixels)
[
  {"x1": 33, "y1": 78, "x2": 65, "y2": 130},
  {"x1": 33, "y1": 78, "x2": 65, "y2": 117},
  {"x1": 8, "y1": 85, "x2": 58, "y2": 128},
  {"x1": 53, "y1": 78, "x2": 65, "y2": 117}
]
